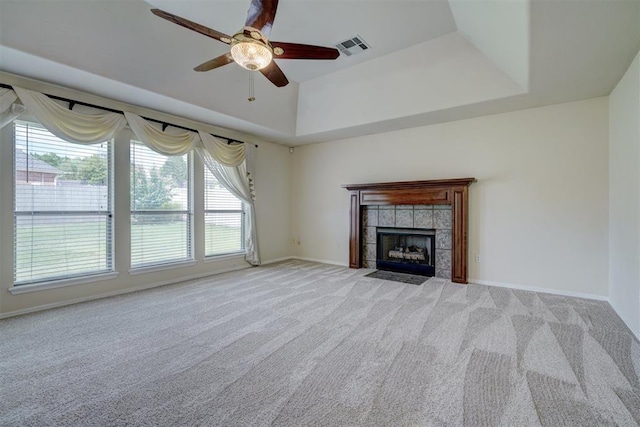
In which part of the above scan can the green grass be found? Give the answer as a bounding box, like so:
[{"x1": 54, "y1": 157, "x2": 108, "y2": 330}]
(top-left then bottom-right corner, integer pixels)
[
  {"x1": 15, "y1": 220, "x2": 109, "y2": 283},
  {"x1": 205, "y1": 223, "x2": 242, "y2": 256},
  {"x1": 15, "y1": 220, "x2": 242, "y2": 284},
  {"x1": 130, "y1": 221, "x2": 188, "y2": 268}
]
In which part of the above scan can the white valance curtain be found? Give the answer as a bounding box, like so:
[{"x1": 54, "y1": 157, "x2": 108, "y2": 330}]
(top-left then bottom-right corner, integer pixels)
[
  {"x1": 0, "y1": 88, "x2": 26, "y2": 129},
  {"x1": 4, "y1": 86, "x2": 260, "y2": 265},
  {"x1": 198, "y1": 129, "x2": 245, "y2": 167},
  {"x1": 124, "y1": 112, "x2": 198, "y2": 155},
  {"x1": 13, "y1": 87, "x2": 127, "y2": 144}
]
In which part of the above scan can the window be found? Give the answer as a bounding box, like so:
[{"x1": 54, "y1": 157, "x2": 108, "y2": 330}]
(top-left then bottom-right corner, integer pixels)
[
  {"x1": 130, "y1": 141, "x2": 192, "y2": 268},
  {"x1": 13, "y1": 121, "x2": 113, "y2": 285},
  {"x1": 204, "y1": 167, "x2": 244, "y2": 256}
]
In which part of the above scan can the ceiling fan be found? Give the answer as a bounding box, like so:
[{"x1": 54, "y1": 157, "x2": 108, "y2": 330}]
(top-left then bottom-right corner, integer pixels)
[{"x1": 151, "y1": 0, "x2": 340, "y2": 87}]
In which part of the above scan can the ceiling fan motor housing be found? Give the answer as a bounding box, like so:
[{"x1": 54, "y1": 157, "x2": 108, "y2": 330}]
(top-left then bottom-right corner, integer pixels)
[{"x1": 230, "y1": 27, "x2": 274, "y2": 70}]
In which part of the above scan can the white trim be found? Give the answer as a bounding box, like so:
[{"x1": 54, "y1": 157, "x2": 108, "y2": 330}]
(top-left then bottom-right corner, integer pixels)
[
  {"x1": 0, "y1": 264, "x2": 250, "y2": 319},
  {"x1": 8, "y1": 272, "x2": 119, "y2": 295},
  {"x1": 129, "y1": 260, "x2": 197, "y2": 276},
  {"x1": 293, "y1": 257, "x2": 349, "y2": 267},
  {"x1": 204, "y1": 252, "x2": 246, "y2": 263},
  {"x1": 468, "y1": 278, "x2": 609, "y2": 301},
  {"x1": 256, "y1": 256, "x2": 347, "y2": 267},
  {"x1": 261, "y1": 256, "x2": 295, "y2": 265}
]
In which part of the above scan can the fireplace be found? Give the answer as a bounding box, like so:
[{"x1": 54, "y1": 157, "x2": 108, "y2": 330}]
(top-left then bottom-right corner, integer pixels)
[
  {"x1": 376, "y1": 228, "x2": 436, "y2": 276},
  {"x1": 342, "y1": 178, "x2": 475, "y2": 283}
]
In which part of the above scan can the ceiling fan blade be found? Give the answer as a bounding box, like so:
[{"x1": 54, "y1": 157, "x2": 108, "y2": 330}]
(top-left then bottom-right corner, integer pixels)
[
  {"x1": 151, "y1": 9, "x2": 231, "y2": 44},
  {"x1": 260, "y1": 61, "x2": 289, "y2": 87},
  {"x1": 244, "y1": 0, "x2": 279, "y2": 37},
  {"x1": 194, "y1": 53, "x2": 235, "y2": 72},
  {"x1": 270, "y1": 42, "x2": 340, "y2": 60}
]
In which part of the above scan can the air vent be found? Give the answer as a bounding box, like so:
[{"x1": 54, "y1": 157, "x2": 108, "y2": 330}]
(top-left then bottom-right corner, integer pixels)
[{"x1": 335, "y1": 35, "x2": 371, "y2": 57}]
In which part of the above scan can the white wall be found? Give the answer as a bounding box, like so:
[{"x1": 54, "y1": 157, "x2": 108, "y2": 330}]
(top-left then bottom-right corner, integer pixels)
[
  {"x1": 291, "y1": 98, "x2": 609, "y2": 297},
  {"x1": 0, "y1": 81, "x2": 292, "y2": 317},
  {"x1": 252, "y1": 139, "x2": 292, "y2": 263},
  {"x1": 609, "y1": 51, "x2": 640, "y2": 338}
]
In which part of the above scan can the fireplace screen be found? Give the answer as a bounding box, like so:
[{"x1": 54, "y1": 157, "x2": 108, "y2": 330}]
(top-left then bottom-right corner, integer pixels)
[{"x1": 376, "y1": 227, "x2": 436, "y2": 276}]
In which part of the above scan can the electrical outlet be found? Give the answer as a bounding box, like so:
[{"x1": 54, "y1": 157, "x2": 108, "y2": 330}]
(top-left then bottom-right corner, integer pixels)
[{"x1": 475, "y1": 254, "x2": 480, "y2": 263}]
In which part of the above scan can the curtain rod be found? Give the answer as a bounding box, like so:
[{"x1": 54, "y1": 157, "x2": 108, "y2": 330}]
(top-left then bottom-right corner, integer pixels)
[{"x1": 0, "y1": 83, "x2": 257, "y2": 147}]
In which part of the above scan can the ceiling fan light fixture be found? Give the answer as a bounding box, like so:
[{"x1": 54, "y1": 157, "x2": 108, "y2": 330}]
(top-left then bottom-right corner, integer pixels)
[{"x1": 231, "y1": 40, "x2": 273, "y2": 71}]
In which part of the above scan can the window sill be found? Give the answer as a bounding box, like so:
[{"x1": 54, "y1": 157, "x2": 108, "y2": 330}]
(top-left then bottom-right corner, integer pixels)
[
  {"x1": 204, "y1": 252, "x2": 246, "y2": 263},
  {"x1": 129, "y1": 260, "x2": 197, "y2": 276},
  {"x1": 9, "y1": 272, "x2": 119, "y2": 295}
]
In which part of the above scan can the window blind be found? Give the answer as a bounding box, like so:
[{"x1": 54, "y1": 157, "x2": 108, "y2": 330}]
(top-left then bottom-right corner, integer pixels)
[
  {"x1": 204, "y1": 168, "x2": 244, "y2": 256},
  {"x1": 13, "y1": 121, "x2": 113, "y2": 284},
  {"x1": 130, "y1": 141, "x2": 192, "y2": 268}
]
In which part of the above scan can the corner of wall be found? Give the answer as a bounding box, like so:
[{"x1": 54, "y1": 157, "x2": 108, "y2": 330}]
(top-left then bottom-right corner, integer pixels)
[{"x1": 608, "y1": 49, "x2": 640, "y2": 339}]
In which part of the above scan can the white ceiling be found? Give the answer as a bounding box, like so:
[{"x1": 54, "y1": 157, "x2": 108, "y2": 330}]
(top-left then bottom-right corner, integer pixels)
[
  {"x1": 147, "y1": 0, "x2": 458, "y2": 83},
  {"x1": 0, "y1": 0, "x2": 639, "y2": 145}
]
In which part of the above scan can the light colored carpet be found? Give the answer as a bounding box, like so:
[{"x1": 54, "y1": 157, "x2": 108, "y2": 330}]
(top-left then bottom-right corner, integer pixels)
[{"x1": 1, "y1": 260, "x2": 639, "y2": 426}]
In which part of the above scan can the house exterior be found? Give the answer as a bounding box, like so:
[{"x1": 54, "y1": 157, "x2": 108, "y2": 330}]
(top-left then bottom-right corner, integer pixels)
[{"x1": 14, "y1": 148, "x2": 62, "y2": 185}]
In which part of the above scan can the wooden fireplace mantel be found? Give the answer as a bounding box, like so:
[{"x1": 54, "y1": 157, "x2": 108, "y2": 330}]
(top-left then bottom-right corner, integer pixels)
[{"x1": 342, "y1": 178, "x2": 476, "y2": 283}]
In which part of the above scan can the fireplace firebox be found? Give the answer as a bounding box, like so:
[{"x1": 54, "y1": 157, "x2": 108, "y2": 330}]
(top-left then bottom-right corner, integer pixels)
[{"x1": 376, "y1": 228, "x2": 436, "y2": 276}]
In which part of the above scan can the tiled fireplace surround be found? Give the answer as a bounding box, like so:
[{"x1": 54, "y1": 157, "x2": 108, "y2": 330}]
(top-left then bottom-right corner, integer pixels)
[{"x1": 363, "y1": 205, "x2": 453, "y2": 279}]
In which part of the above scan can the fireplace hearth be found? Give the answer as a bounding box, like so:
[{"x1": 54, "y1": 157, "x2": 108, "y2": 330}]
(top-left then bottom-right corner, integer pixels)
[{"x1": 376, "y1": 228, "x2": 436, "y2": 276}]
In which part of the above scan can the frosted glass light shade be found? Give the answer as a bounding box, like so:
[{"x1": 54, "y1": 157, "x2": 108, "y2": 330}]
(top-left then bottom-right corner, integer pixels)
[{"x1": 231, "y1": 41, "x2": 273, "y2": 71}]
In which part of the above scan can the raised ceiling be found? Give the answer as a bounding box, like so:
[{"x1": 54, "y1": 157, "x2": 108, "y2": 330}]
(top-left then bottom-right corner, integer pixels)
[{"x1": 0, "y1": 0, "x2": 639, "y2": 145}]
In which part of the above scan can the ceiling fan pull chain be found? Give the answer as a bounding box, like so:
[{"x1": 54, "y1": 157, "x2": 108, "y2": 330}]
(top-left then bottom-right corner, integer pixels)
[{"x1": 248, "y1": 70, "x2": 256, "y2": 102}]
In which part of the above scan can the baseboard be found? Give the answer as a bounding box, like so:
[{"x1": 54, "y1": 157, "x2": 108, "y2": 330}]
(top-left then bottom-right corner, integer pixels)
[
  {"x1": 0, "y1": 264, "x2": 250, "y2": 320},
  {"x1": 261, "y1": 256, "x2": 347, "y2": 267},
  {"x1": 261, "y1": 256, "x2": 295, "y2": 265},
  {"x1": 468, "y1": 278, "x2": 609, "y2": 302},
  {"x1": 293, "y1": 257, "x2": 349, "y2": 267}
]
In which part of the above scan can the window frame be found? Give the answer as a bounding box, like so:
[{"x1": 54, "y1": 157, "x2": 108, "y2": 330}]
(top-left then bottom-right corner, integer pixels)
[
  {"x1": 12, "y1": 120, "x2": 115, "y2": 286},
  {"x1": 1, "y1": 97, "x2": 252, "y2": 296},
  {"x1": 129, "y1": 140, "x2": 194, "y2": 270}
]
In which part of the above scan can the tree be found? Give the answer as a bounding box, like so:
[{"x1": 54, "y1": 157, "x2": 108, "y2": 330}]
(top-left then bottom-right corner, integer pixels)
[
  {"x1": 31, "y1": 152, "x2": 67, "y2": 168},
  {"x1": 76, "y1": 155, "x2": 107, "y2": 184},
  {"x1": 131, "y1": 165, "x2": 172, "y2": 210},
  {"x1": 31, "y1": 152, "x2": 106, "y2": 184},
  {"x1": 58, "y1": 157, "x2": 80, "y2": 179},
  {"x1": 160, "y1": 156, "x2": 187, "y2": 188}
]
